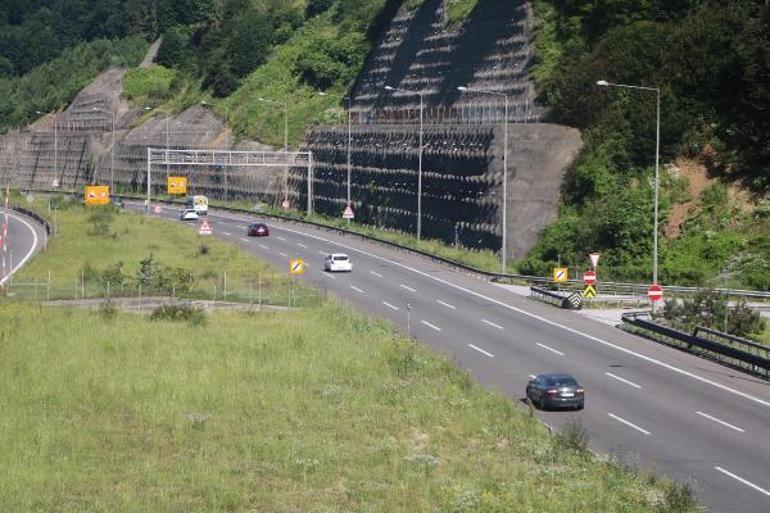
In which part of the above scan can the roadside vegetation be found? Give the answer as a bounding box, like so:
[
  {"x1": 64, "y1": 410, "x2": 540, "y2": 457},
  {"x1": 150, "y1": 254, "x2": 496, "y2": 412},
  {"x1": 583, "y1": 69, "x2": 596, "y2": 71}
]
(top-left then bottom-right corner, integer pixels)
[
  {"x1": 0, "y1": 300, "x2": 700, "y2": 512},
  {"x1": 527, "y1": 0, "x2": 770, "y2": 287},
  {"x1": 10, "y1": 193, "x2": 312, "y2": 305}
]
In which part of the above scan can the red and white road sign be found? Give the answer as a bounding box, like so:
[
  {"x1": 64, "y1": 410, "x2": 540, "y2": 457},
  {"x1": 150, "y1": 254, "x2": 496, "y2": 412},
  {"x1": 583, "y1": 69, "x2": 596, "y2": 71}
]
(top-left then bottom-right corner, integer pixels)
[
  {"x1": 583, "y1": 270, "x2": 596, "y2": 285},
  {"x1": 648, "y1": 284, "x2": 663, "y2": 302},
  {"x1": 281, "y1": 199, "x2": 290, "y2": 210},
  {"x1": 342, "y1": 204, "x2": 355, "y2": 219},
  {"x1": 589, "y1": 252, "x2": 600, "y2": 269},
  {"x1": 154, "y1": 205, "x2": 162, "y2": 214},
  {"x1": 198, "y1": 220, "x2": 213, "y2": 235}
]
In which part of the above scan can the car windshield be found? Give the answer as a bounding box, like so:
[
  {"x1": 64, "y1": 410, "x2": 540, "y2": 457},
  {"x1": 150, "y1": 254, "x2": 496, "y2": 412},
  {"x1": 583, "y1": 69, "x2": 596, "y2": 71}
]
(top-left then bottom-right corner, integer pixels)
[{"x1": 544, "y1": 376, "x2": 577, "y2": 387}]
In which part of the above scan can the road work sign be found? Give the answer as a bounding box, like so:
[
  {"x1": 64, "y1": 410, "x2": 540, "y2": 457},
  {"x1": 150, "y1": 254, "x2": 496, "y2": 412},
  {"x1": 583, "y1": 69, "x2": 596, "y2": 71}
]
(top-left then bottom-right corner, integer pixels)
[
  {"x1": 553, "y1": 267, "x2": 568, "y2": 283},
  {"x1": 167, "y1": 176, "x2": 188, "y2": 195},
  {"x1": 289, "y1": 258, "x2": 305, "y2": 276},
  {"x1": 84, "y1": 185, "x2": 110, "y2": 205}
]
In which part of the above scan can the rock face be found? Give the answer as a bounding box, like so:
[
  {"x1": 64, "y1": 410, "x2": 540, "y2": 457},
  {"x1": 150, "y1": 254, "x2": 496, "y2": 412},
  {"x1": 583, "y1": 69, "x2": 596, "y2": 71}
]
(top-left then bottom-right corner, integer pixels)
[{"x1": 296, "y1": 0, "x2": 582, "y2": 258}]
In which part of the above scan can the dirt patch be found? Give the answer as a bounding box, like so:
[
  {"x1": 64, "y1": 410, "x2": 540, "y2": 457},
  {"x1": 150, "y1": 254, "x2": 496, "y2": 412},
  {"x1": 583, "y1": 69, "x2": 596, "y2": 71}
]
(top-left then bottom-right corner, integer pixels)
[{"x1": 665, "y1": 157, "x2": 713, "y2": 239}]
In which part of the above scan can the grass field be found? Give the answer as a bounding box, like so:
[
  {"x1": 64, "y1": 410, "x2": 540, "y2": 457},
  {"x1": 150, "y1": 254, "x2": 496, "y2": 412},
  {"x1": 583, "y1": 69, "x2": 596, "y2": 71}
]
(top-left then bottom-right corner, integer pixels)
[
  {"x1": 11, "y1": 197, "x2": 313, "y2": 305},
  {"x1": 0, "y1": 300, "x2": 697, "y2": 512}
]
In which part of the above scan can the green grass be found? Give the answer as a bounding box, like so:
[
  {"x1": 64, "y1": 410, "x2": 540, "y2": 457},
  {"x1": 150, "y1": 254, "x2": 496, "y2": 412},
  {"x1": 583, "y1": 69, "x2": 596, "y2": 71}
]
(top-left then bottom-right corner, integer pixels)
[
  {"x1": 0, "y1": 300, "x2": 696, "y2": 512},
  {"x1": 122, "y1": 66, "x2": 178, "y2": 108},
  {"x1": 11, "y1": 196, "x2": 311, "y2": 305}
]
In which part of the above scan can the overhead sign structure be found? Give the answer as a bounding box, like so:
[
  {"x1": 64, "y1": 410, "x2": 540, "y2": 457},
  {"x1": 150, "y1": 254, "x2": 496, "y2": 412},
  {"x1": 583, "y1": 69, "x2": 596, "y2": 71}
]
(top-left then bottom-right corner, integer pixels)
[
  {"x1": 167, "y1": 176, "x2": 188, "y2": 195},
  {"x1": 342, "y1": 204, "x2": 355, "y2": 220},
  {"x1": 84, "y1": 185, "x2": 110, "y2": 206},
  {"x1": 589, "y1": 252, "x2": 600, "y2": 269},
  {"x1": 198, "y1": 219, "x2": 213, "y2": 236},
  {"x1": 553, "y1": 267, "x2": 568, "y2": 283},
  {"x1": 648, "y1": 284, "x2": 663, "y2": 302},
  {"x1": 289, "y1": 258, "x2": 305, "y2": 276},
  {"x1": 582, "y1": 284, "x2": 597, "y2": 299},
  {"x1": 583, "y1": 270, "x2": 596, "y2": 285}
]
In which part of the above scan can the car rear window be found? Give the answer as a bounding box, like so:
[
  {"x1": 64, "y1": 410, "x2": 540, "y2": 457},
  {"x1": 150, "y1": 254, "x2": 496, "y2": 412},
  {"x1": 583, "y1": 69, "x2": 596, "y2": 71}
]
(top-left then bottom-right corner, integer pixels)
[
  {"x1": 333, "y1": 256, "x2": 349, "y2": 261},
  {"x1": 544, "y1": 376, "x2": 577, "y2": 387}
]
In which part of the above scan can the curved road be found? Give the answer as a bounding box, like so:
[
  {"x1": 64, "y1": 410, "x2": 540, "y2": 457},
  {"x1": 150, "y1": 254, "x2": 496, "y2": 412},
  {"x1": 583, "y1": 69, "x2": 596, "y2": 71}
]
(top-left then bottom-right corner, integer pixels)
[
  {"x1": 146, "y1": 204, "x2": 770, "y2": 513},
  {"x1": 0, "y1": 208, "x2": 45, "y2": 287}
]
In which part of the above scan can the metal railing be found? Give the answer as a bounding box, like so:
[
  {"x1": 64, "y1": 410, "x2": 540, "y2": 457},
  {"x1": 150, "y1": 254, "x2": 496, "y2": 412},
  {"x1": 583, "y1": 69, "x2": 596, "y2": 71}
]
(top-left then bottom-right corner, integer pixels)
[
  {"x1": 530, "y1": 286, "x2": 582, "y2": 310},
  {"x1": 621, "y1": 311, "x2": 770, "y2": 380}
]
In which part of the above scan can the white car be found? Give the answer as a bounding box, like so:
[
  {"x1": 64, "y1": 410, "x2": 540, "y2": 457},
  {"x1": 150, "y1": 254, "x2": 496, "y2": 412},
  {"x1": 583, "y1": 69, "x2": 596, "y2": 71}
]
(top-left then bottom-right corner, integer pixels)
[
  {"x1": 180, "y1": 209, "x2": 199, "y2": 221},
  {"x1": 324, "y1": 253, "x2": 352, "y2": 272}
]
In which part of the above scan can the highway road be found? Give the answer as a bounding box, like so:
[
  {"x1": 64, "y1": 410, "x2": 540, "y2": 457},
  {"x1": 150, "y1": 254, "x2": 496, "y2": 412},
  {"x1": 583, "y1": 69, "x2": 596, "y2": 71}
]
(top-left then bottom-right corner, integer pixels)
[
  {"x1": 147, "y1": 204, "x2": 770, "y2": 512},
  {"x1": 0, "y1": 208, "x2": 46, "y2": 287}
]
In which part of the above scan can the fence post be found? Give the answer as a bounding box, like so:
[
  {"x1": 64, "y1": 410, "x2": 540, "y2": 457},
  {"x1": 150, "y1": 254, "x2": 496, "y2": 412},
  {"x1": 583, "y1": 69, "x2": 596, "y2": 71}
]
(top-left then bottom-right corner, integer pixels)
[
  {"x1": 107, "y1": 281, "x2": 110, "y2": 299},
  {"x1": 224, "y1": 271, "x2": 227, "y2": 301},
  {"x1": 258, "y1": 273, "x2": 262, "y2": 309}
]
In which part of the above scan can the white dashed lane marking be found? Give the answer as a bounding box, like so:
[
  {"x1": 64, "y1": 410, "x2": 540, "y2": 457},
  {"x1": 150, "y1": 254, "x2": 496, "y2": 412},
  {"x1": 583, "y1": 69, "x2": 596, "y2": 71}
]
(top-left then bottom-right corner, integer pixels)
[
  {"x1": 536, "y1": 342, "x2": 564, "y2": 356},
  {"x1": 605, "y1": 372, "x2": 642, "y2": 389},
  {"x1": 370, "y1": 270, "x2": 383, "y2": 278},
  {"x1": 400, "y1": 284, "x2": 417, "y2": 292},
  {"x1": 421, "y1": 320, "x2": 441, "y2": 332},
  {"x1": 714, "y1": 466, "x2": 770, "y2": 497},
  {"x1": 468, "y1": 344, "x2": 495, "y2": 358},
  {"x1": 608, "y1": 413, "x2": 651, "y2": 436},
  {"x1": 382, "y1": 301, "x2": 399, "y2": 311},
  {"x1": 481, "y1": 319, "x2": 504, "y2": 330},
  {"x1": 350, "y1": 285, "x2": 365, "y2": 294},
  {"x1": 696, "y1": 411, "x2": 745, "y2": 433},
  {"x1": 436, "y1": 300, "x2": 456, "y2": 310}
]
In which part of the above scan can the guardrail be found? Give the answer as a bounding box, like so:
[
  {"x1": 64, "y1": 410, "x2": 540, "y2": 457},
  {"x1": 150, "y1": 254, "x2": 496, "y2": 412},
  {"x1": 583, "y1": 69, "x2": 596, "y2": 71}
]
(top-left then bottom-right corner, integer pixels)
[
  {"x1": 621, "y1": 311, "x2": 770, "y2": 380},
  {"x1": 22, "y1": 189, "x2": 770, "y2": 301},
  {"x1": 9, "y1": 206, "x2": 52, "y2": 235},
  {"x1": 530, "y1": 286, "x2": 582, "y2": 310}
]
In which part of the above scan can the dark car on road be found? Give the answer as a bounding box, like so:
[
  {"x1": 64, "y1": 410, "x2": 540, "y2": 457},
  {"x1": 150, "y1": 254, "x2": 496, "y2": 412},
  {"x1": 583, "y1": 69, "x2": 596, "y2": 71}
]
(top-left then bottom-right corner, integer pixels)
[
  {"x1": 247, "y1": 222, "x2": 270, "y2": 237},
  {"x1": 526, "y1": 373, "x2": 584, "y2": 410}
]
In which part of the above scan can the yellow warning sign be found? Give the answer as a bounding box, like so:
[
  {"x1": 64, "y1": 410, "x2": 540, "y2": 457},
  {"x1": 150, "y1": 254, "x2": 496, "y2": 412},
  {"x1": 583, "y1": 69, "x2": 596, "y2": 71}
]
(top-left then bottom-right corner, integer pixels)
[
  {"x1": 553, "y1": 267, "x2": 569, "y2": 283},
  {"x1": 84, "y1": 185, "x2": 110, "y2": 205},
  {"x1": 582, "y1": 284, "x2": 597, "y2": 299},
  {"x1": 167, "y1": 176, "x2": 188, "y2": 195},
  {"x1": 289, "y1": 258, "x2": 305, "y2": 276}
]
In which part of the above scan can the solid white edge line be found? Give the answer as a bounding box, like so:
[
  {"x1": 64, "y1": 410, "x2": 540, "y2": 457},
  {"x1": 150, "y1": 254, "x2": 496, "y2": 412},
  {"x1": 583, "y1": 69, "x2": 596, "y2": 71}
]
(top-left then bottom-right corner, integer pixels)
[
  {"x1": 605, "y1": 372, "x2": 643, "y2": 389},
  {"x1": 536, "y1": 342, "x2": 564, "y2": 356},
  {"x1": 436, "y1": 299, "x2": 456, "y2": 310},
  {"x1": 399, "y1": 284, "x2": 417, "y2": 292},
  {"x1": 607, "y1": 412, "x2": 651, "y2": 436},
  {"x1": 0, "y1": 211, "x2": 40, "y2": 286},
  {"x1": 207, "y1": 210, "x2": 770, "y2": 409},
  {"x1": 481, "y1": 318, "x2": 504, "y2": 330},
  {"x1": 382, "y1": 301, "x2": 399, "y2": 311},
  {"x1": 350, "y1": 285, "x2": 365, "y2": 294},
  {"x1": 370, "y1": 270, "x2": 383, "y2": 278},
  {"x1": 715, "y1": 466, "x2": 770, "y2": 497},
  {"x1": 468, "y1": 344, "x2": 495, "y2": 358},
  {"x1": 696, "y1": 411, "x2": 745, "y2": 433},
  {"x1": 421, "y1": 320, "x2": 441, "y2": 332}
]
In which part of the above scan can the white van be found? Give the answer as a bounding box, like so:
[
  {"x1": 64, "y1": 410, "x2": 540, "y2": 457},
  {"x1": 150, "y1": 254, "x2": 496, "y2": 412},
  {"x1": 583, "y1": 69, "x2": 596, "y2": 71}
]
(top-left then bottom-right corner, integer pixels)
[{"x1": 185, "y1": 195, "x2": 208, "y2": 215}]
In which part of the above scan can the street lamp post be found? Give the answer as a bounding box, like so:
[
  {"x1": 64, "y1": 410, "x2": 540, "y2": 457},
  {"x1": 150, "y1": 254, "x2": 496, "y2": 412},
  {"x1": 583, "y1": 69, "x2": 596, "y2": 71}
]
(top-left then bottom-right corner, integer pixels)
[
  {"x1": 92, "y1": 107, "x2": 115, "y2": 190},
  {"x1": 259, "y1": 97, "x2": 290, "y2": 204},
  {"x1": 385, "y1": 85, "x2": 424, "y2": 240},
  {"x1": 596, "y1": 79, "x2": 661, "y2": 308},
  {"x1": 319, "y1": 91, "x2": 353, "y2": 221},
  {"x1": 457, "y1": 86, "x2": 509, "y2": 273}
]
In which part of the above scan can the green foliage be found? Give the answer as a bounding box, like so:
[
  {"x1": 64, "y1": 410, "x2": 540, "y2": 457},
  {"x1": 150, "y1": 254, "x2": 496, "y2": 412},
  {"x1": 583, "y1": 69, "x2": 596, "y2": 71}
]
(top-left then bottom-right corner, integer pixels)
[
  {"x1": 150, "y1": 304, "x2": 206, "y2": 326},
  {"x1": 123, "y1": 65, "x2": 178, "y2": 105},
  {"x1": 528, "y1": 0, "x2": 770, "y2": 285},
  {"x1": 445, "y1": 0, "x2": 480, "y2": 24},
  {"x1": 662, "y1": 289, "x2": 766, "y2": 340},
  {"x1": 0, "y1": 36, "x2": 148, "y2": 133}
]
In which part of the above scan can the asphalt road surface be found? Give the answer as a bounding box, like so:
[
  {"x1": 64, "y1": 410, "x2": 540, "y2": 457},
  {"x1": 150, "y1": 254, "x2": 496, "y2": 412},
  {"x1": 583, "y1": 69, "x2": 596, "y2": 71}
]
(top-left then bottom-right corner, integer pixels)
[
  {"x1": 0, "y1": 208, "x2": 46, "y2": 287},
  {"x1": 144, "y1": 204, "x2": 770, "y2": 513}
]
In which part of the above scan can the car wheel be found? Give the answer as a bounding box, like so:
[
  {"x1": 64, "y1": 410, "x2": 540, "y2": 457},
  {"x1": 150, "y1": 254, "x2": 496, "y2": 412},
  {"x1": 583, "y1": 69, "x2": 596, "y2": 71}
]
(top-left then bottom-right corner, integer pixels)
[{"x1": 576, "y1": 401, "x2": 584, "y2": 411}]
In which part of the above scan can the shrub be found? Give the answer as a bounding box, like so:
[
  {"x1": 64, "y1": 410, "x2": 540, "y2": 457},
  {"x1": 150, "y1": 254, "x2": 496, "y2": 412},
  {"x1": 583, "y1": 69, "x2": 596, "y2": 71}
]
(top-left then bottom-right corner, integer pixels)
[
  {"x1": 554, "y1": 418, "x2": 589, "y2": 454},
  {"x1": 150, "y1": 304, "x2": 206, "y2": 326}
]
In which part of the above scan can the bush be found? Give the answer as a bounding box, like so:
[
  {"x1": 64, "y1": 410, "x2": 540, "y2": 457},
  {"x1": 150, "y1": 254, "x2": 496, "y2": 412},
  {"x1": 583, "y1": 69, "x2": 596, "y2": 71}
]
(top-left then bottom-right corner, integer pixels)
[
  {"x1": 150, "y1": 304, "x2": 206, "y2": 326},
  {"x1": 554, "y1": 418, "x2": 589, "y2": 454}
]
